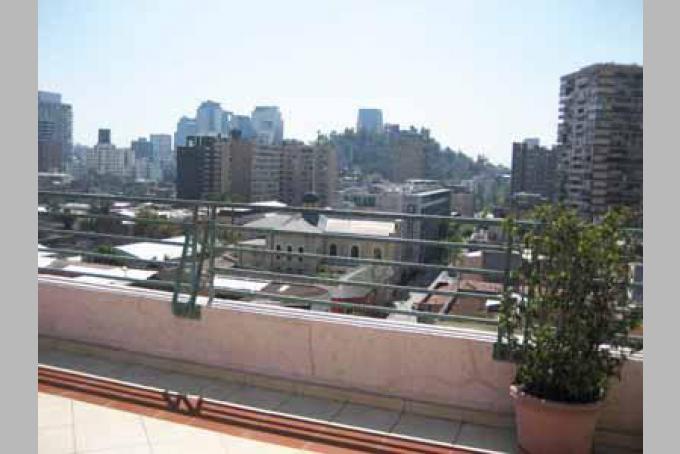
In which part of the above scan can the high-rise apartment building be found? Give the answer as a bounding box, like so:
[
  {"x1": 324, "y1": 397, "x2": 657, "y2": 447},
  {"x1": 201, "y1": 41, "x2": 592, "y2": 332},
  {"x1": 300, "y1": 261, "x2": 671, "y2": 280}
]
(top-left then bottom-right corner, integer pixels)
[
  {"x1": 385, "y1": 125, "x2": 427, "y2": 183},
  {"x1": 176, "y1": 136, "x2": 230, "y2": 200},
  {"x1": 446, "y1": 184, "x2": 474, "y2": 217},
  {"x1": 38, "y1": 91, "x2": 72, "y2": 172},
  {"x1": 176, "y1": 134, "x2": 337, "y2": 204},
  {"x1": 174, "y1": 117, "x2": 197, "y2": 150},
  {"x1": 250, "y1": 145, "x2": 283, "y2": 202},
  {"x1": 251, "y1": 106, "x2": 284, "y2": 145},
  {"x1": 510, "y1": 138, "x2": 558, "y2": 200},
  {"x1": 86, "y1": 129, "x2": 135, "y2": 178},
  {"x1": 356, "y1": 108, "x2": 383, "y2": 133},
  {"x1": 280, "y1": 142, "x2": 338, "y2": 207},
  {"x1": 557, "y1": 63, "x2": 643, "y2": 220}
]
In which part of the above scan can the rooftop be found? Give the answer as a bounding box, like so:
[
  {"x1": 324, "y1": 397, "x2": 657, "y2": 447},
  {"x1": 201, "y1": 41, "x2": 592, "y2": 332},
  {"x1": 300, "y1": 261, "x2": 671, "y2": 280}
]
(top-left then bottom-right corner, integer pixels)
[
  {"x1": 114, "y1": 236, "x2": 186, "y2": 261},
  {"x1": 318, "y1": 216, "x2": 396, "y2": 237}
]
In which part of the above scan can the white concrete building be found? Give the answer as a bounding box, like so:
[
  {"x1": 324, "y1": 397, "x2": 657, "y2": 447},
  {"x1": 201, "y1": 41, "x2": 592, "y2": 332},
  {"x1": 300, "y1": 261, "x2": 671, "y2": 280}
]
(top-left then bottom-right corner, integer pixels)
[{"x1": 86, "y1": 144, "x2": 135, "y2": 178}]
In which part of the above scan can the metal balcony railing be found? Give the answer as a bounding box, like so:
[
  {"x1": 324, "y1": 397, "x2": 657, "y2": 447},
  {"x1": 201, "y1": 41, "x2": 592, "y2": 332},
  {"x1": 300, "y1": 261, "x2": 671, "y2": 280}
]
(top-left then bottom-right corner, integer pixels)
[{"x1": 38, "y1": 190, "x2": 643, "y2": 341}]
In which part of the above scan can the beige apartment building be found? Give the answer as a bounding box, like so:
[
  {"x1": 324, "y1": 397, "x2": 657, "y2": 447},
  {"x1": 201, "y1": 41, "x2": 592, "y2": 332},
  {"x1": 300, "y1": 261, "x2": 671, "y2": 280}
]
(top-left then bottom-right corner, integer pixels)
[{"x1": 557, "y1": 63, "x2": 643, "y2": 220}]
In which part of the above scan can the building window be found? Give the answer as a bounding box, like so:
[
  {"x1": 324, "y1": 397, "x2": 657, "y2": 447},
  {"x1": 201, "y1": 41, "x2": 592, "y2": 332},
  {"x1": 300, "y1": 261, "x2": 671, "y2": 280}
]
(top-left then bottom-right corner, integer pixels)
[
  {"x1": 373, "y1": 248, "x2": 382, "y2": 260},
  {"x1": 298, "y1": 247, "x2": 304, "y2": 262},
  {"x1": 329, "y1": 244, "x2": 337, "y2": 256},
  {"x1": 287, "y1": 245, "x2": 292, "y2": 260},
  {"x1": 276, "y1": 244, "x2": 281, "y2": 260},
  {"x1": 351, "y1": 245, "x2": 359, "y2": 258}
]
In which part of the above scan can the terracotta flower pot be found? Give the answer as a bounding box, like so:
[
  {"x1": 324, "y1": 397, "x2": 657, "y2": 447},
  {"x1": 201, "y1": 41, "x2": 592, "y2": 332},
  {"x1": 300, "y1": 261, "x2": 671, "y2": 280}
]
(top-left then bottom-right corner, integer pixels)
[{"x1": 510, "y1": 385, "x2": 602, "y2": 454}]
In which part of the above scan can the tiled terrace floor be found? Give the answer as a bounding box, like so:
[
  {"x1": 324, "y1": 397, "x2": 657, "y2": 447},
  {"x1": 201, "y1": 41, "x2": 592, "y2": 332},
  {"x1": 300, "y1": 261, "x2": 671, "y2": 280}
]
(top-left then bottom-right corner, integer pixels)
[
  {"x1": 39, "y1": 391, "x2": 319, "y2": 454},
  {"x1": 38, "y1": 344, "x2": 516, "y2": 453}
]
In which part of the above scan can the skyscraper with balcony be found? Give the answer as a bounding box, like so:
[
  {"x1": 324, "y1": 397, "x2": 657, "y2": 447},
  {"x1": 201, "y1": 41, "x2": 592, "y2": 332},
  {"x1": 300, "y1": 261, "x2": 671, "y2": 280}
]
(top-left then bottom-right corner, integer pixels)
[
  {"x1": 510, "y1": 138, "x2": 558, "y2": 200},
  {"x1": 557, "y1": 63, "x2": 643, "y2": 220},
  {"x1": 356, "y1": 108, "x2": 383, "y2": 133},
  {"x1": 38, "y1": 91, "x2": 72, "y2": 172},
  {"x1": 251, "y1": 106, "x2": 284, "y2": 145}
]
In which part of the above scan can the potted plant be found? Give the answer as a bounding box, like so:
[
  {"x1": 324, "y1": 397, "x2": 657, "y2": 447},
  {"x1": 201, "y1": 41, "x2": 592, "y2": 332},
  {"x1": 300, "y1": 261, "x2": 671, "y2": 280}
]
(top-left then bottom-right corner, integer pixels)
[{"x1": 497, "y1": 205, "x2": 641, "y2": 454}]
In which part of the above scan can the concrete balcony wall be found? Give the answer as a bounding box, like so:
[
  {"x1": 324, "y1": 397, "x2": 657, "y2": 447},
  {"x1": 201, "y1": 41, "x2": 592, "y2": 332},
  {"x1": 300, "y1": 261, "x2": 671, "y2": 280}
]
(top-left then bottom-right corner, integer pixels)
[{"x1": 38, "y1": 276, "x2": 642, "y2": 449}]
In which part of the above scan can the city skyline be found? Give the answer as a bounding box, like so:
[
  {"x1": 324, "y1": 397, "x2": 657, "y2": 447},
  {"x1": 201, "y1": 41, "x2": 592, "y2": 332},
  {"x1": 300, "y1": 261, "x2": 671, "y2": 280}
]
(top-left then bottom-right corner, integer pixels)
[{"x1": 39, "y1": 0, "x2": 642, "y2": 166}]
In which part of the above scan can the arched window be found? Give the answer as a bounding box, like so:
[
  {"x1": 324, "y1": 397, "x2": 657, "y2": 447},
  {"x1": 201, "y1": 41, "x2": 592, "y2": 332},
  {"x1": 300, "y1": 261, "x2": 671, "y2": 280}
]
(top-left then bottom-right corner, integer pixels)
[
  {"x1": 351, "y1": 245, "x2": 359, "y2": 258},
  {"x1": 298, "y1": 247, "x2": 304, "y2": 262},
  {"x1": 329, "y1": 244, "x2": 337, "y2": 256},
  {"x1": 373, "y1": 248, "x2": 382, "y2": 260}
]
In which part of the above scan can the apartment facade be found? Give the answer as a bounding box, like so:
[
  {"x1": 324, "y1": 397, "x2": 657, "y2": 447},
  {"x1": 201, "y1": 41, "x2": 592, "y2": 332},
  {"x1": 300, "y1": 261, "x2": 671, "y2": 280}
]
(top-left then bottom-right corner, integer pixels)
[
  {"x1": 250, "y1": 145, "x2": 283, "y2": 202},
  {"x1": 280, "y1": 142, "x2": 338, "y2": 207},
  {"x1": 176, "y1": 136, "x2": 230, "y2": 199},
  {"x1": 85, "y1": 129, "x2": 135, "y2": 178},
  {"x1": 38, "y1": 91, "x2": 72, "y2": 172},
  {"x1": 385, "y1": 126, "x2": 427, "y2": 183},
  {"x1": 557, "y1": 63, "x2": 643, "y2": 220},
  {"x1": 176, "y1": 134, "x2": 336, "y2": 204},
  {"x1": 510, "y1": 138, "x2": 558, "y2": 200}
]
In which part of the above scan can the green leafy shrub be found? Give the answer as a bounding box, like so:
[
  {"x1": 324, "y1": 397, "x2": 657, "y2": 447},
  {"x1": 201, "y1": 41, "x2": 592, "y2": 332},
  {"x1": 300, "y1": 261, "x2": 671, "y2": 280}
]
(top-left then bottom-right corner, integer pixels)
[{"x1": 499, "y1": 205, "x2": 642, "y2": 403}]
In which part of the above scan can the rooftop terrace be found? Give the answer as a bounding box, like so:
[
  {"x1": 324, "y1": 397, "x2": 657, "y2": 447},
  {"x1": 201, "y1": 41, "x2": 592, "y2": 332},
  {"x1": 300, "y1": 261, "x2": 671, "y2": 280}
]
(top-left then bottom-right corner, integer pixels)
[{"x1": 38, "y1": 191, "x2": 643, "y2": 453}]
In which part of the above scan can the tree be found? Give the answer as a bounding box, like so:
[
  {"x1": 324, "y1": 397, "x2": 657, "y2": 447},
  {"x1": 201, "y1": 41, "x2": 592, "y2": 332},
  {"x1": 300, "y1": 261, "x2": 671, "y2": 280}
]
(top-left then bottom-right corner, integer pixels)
[
  {"x1": 91, "y1": 244, "x2": 127, "y2": 266},
  {"x1": 133, "y1": 207, "x2": 182, "y2": 238},
  {"x1": 445, "y1": 222, "x2": 474, "y2": 265}
]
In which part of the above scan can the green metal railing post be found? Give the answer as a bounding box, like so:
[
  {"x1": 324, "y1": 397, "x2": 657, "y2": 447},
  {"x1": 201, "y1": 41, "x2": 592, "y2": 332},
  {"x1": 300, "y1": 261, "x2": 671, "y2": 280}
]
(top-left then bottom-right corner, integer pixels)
[{"x1": 207, "y1": 205, "x2": 217, "y2": 306}]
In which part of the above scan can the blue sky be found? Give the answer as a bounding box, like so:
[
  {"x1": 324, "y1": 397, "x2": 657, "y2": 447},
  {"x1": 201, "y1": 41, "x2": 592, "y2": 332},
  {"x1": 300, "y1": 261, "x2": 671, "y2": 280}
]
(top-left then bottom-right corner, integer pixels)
[{"x1": 39, "y1": 0, "x2": 642, "y2": 165}]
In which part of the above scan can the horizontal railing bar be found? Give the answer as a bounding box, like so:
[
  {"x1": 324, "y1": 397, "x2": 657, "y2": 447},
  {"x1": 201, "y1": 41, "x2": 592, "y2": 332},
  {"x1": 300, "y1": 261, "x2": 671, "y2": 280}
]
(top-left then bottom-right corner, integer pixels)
[
  {"x1": 38, "y1": 267, "x2": 192, "y2": 290},
  {"x1": 215, "y1": 222, "x2": 509, "y2": 251},
  {"x1": 38, "y1": 247, "x2": 181, "y2": 267},
  {"x1": 38, "y1": 191, "x2": 644, "y2": 234},
  {"x1": 212, "y1": 287, "x2": 500, "y2": 325},
  {"x1": 213, "y1": 266, "x2": 502, "y2": 300},
  {"x1": 38, "y1": 228, "x2": 191, "y2": 246},
  {"x1": 39, "y1": 211, "x2": 195, "y2": 227},
  {"x1": 38, "y1": 190, "x2": 528, "y2": 225},
  {"x1": 39, "y1": 220, "x2": 513, "y2": 253},
  {"x1": 37, "y1": 265, "x2": 499, "y2": 325},
  {"x1": 221, "y1": 244, "x2": 506, "y2": 276}
]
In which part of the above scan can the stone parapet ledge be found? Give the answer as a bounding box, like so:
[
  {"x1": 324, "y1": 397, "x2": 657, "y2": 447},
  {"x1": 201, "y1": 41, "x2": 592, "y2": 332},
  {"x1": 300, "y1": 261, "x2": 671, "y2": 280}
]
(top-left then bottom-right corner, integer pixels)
[{"x1": 38, "y1": 275, "x2": 642, "y2": 450}]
